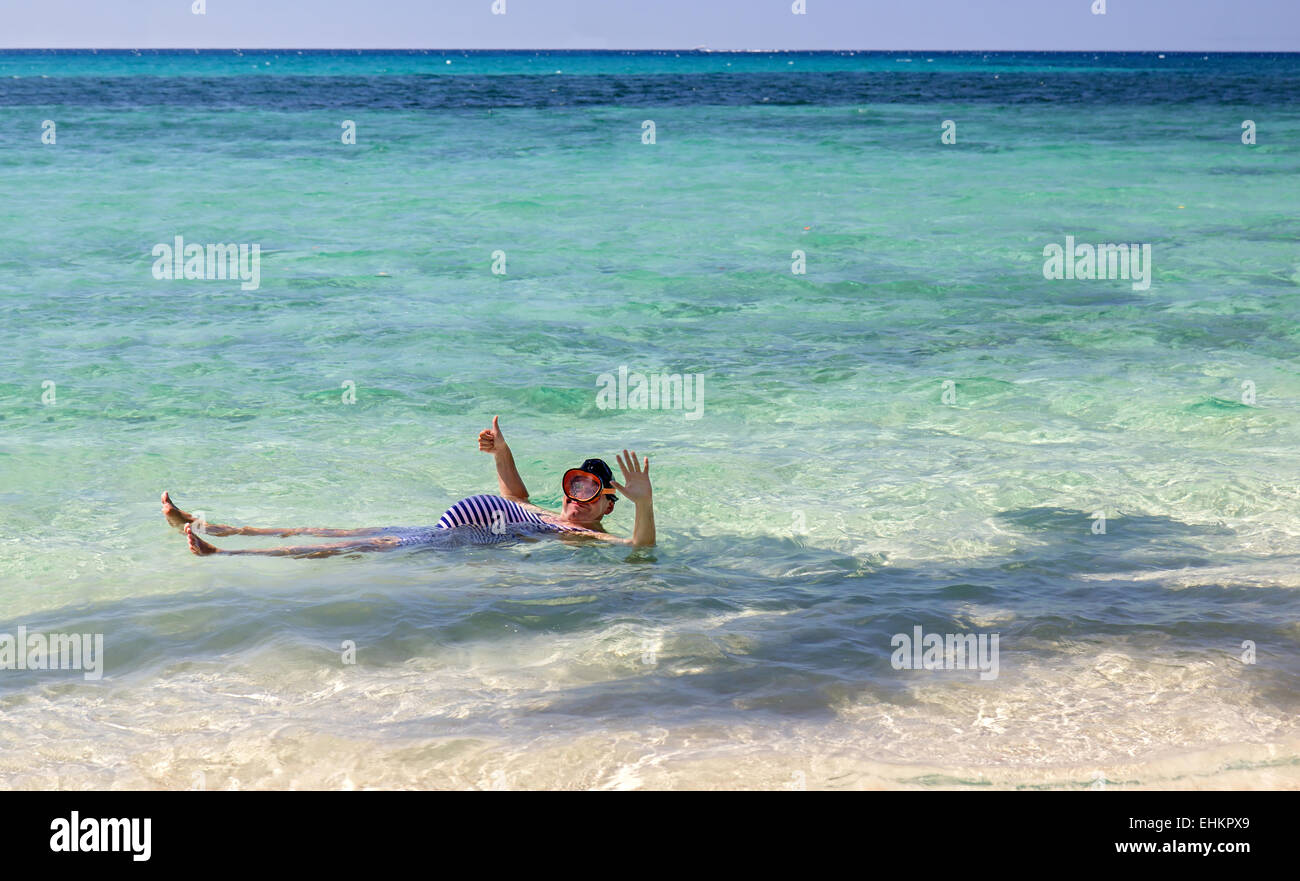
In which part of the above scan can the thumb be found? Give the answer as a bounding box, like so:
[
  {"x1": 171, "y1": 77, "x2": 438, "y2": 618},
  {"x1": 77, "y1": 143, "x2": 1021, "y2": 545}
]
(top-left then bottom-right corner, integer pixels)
[{"x1": 492, "y1": 415, "x2": 501, "y2": 434}]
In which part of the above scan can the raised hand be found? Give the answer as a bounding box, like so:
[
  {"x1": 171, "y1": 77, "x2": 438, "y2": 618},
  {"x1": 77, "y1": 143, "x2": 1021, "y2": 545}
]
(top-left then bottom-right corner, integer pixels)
[
  {"x1": 611, "y1": 449, "x2": 652, "y2": 504},
  {"x1": 478, "y1": 415, "x2": 507, "y2": 455}
]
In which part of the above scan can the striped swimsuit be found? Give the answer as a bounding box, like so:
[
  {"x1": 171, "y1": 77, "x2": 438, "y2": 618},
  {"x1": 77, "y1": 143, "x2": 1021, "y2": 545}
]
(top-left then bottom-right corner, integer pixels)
[{"x1": 385, "y1": 495, "x2": 596, "y2": 547}]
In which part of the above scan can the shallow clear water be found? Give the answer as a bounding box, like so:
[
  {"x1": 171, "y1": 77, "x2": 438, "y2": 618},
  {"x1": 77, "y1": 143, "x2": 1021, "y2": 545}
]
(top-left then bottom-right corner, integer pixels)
[{"x1": 1, "y1": 51, "x2": 1298, "y2": 789}]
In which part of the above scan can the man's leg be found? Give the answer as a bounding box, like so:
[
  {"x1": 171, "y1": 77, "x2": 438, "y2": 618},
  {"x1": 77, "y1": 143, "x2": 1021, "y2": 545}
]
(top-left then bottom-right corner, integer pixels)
[
  {"x1": 185, "y1": 523, "x2": 400, "y2": 557},
  {"x1": 163, "y1": 492, "x2": 389, "y2": 537}
]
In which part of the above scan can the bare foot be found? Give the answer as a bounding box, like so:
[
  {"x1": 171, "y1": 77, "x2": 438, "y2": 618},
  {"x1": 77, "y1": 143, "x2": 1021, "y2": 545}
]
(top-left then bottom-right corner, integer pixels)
[
  {"x1": 162, "y1": 491, "x2": 196, "y2": 530},
  {"x1": 185, "y1": 522, "x2": 220, "y2": 556}
]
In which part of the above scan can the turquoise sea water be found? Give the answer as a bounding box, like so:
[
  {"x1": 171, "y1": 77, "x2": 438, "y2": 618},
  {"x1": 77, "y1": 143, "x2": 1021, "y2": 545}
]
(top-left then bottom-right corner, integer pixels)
[{"x1": 1, "y1": 51, "x2": 1298, "y2": 789}]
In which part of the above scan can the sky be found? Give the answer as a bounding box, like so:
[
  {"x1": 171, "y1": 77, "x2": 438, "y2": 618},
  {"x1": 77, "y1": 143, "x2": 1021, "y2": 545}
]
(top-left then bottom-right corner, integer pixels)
[{"x1": 0, "y1": 0, "x2": 1297, "y2": 51}]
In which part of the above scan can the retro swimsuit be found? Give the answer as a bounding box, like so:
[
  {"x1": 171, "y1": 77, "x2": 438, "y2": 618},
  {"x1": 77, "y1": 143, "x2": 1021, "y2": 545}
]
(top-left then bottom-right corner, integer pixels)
[{"x1": 383, "y1": 495, "x2": 597, "y2": 546}]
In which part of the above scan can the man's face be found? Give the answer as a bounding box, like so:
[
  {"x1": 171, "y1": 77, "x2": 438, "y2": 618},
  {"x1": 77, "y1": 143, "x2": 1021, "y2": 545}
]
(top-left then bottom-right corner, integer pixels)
[{"x1": 562, "y1": 492, "x2": 613, "y2": 525}]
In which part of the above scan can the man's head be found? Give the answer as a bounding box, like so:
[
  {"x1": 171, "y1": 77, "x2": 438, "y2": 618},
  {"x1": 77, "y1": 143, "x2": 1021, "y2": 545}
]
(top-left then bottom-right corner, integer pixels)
[{"x1": 561, "y1": 457, "x2": 617, "y2": 525}]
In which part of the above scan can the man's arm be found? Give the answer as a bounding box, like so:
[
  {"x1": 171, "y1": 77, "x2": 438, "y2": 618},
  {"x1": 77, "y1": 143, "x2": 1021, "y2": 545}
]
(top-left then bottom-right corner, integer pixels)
[
  {"x1": 629, "y1": 497, "x2": 656, "y2": 547},
  {"x1": 478, "y1": 416, "x2": 529, "y2": 502},
  {"x1": 612, "y1": 449, "x2": 656, "y2": 548}
]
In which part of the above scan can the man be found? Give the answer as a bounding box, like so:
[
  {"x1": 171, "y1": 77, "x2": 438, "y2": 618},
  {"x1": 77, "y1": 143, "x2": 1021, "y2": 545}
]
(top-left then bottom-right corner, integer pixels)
[{"x1": 169, "y1": 416, "x2": 655, "y2": 556}]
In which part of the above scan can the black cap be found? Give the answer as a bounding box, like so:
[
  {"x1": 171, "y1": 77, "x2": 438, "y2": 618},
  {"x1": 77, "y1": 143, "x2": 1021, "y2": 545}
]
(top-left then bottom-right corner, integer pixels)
[{"x1": 580, "y1": 458, "x2": 615, "y2": 489}]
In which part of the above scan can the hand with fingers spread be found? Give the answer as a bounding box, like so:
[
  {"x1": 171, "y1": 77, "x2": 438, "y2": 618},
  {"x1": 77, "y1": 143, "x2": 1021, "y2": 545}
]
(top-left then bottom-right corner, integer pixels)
[
  {"x1": 612, "y1": 449, "x2": 656, "y2": 547},
  {"x1": 611, "y1": 449, "x2": 652, "y2": 503}
]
